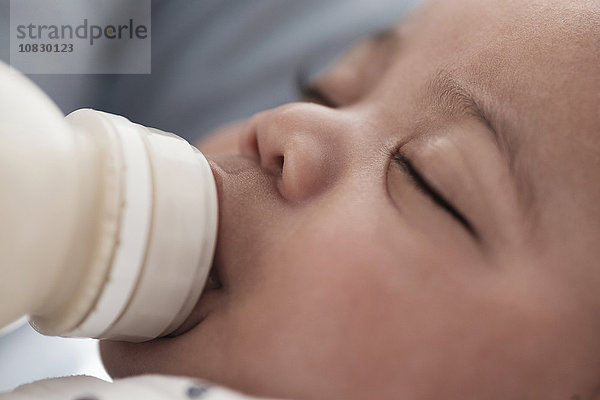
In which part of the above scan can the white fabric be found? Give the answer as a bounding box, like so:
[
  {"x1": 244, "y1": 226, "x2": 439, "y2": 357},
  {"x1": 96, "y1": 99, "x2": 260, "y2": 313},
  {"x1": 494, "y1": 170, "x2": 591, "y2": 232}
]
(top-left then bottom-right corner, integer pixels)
[{"x1": 1, "y1": 375, "x2": 280, "y2": 400}]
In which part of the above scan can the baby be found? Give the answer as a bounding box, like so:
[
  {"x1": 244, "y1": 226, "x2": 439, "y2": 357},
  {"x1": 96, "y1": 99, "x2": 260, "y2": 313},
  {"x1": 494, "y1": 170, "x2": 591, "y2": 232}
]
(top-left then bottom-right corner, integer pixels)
[{"x1": 100, "y1": 0, "x2": 600, "y2": 399}]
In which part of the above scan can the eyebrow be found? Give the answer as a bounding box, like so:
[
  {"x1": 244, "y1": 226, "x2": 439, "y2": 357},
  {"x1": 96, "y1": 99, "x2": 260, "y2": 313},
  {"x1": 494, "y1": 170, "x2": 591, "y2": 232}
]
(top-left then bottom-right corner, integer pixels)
[
  {"x1": 369, "y1": 30, "x2": 511, "y2": 157},
  {"x1": 371, "y1": 27, "x2": 399, "y2": 46},
  {"x1": 369, "y1": 26, "x2": 403, "y2": 60},
  {"x1": 425, "y1": 69, "x2": 522, "y2": 173},
  {"x1": 424, "y1": 69, "x2": 534, "y2": 214},
  {"x1": 426, "y1": 71, "x2": 507, "y2": 154}
]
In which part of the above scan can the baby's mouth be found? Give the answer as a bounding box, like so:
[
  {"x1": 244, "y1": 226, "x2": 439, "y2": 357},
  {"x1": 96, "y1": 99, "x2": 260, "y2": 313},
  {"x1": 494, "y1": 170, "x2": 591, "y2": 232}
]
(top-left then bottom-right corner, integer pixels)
[
  {"x1": 203, "y1": 257, "x2": 223, "y2": 291},
  {"x1": 164, "y1": 155, "x2": 264, "y2": 339},
  {"x1": 164, "y1": 157, "x2": 231, "y2": 339}
]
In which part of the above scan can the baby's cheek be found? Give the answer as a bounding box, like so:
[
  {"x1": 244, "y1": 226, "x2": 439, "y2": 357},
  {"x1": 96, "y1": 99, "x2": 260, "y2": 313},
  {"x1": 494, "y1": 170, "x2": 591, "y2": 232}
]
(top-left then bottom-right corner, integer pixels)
[{"x1": 195, "y1": 120, "x2": 247, "y2": 155}]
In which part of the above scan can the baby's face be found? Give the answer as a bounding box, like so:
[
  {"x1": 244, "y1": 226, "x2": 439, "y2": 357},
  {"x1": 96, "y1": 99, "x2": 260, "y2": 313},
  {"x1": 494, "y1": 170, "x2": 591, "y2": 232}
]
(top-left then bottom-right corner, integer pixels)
[{"x1": 101, "y1": 0, "x2": 600, "y2": 398}]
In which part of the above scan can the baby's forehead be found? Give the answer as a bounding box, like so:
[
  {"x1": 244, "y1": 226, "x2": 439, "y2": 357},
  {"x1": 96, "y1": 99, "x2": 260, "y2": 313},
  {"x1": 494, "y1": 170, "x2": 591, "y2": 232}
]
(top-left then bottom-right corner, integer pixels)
[
  {"x1": 397, "y1": 0, "x2": 599, "y2": 134},
  {"x1": 402, "y1": 0, "x2": 600, "y2": 72}
]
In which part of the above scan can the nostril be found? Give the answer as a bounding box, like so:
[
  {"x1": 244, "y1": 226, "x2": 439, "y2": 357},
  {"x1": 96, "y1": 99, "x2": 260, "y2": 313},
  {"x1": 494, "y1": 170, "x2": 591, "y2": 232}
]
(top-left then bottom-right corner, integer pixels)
[
  {"x1": 263, "y1": 154, "x2": 284, "y2": 177},
  {"x1": 275, "y1": 156, "x2": 284, "y2": 176}
]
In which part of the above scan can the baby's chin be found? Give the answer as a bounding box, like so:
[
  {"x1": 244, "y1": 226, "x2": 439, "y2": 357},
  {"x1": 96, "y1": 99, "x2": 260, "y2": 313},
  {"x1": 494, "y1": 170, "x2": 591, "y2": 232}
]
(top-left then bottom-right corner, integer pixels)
[
  {"x1": 98, "y1": 311, "x2": 230, "y2": 383},
  {"x1": 99, "y1": 338, "x2": 240, "y2": 396},
  {"x1": 99, "y1": 337, "x2": 187, "y2": 379},
  {"x1": 99, "y1": 340, "x2": 141, "y2": 379},
  {"x1": 99, "y1": 339, "x2": 191, "y2": 379}
]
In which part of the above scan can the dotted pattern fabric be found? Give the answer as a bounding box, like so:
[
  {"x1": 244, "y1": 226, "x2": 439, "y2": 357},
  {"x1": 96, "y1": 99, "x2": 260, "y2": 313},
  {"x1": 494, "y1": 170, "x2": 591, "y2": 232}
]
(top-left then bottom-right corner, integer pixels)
[{"x1": 0, "y1": 375, "x2": 282, "y2": 400}]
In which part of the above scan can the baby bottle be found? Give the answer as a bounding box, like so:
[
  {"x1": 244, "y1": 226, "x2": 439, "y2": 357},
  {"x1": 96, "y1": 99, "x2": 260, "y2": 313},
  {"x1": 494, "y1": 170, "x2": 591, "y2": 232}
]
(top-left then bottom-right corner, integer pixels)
[{"x1": 0, "y1": 61, "x2": 218, "y2": 342}]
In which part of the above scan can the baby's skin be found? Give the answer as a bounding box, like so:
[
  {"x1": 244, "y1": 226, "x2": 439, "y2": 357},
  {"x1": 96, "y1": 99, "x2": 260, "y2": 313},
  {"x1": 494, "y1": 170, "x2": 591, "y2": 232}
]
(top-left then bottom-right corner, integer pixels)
[{"x1": 101, "y1": 0, "x2": 600, "y2": 398}]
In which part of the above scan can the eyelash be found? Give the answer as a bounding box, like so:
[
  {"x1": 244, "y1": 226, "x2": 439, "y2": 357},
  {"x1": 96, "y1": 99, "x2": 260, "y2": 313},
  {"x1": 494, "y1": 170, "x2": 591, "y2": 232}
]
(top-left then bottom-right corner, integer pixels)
[
  {"x1": 388, "y1": 149, "x2": 476, "y2": 236},
  {"x1": 295, "y1": 71, "x2": 337, "y2": 108}
]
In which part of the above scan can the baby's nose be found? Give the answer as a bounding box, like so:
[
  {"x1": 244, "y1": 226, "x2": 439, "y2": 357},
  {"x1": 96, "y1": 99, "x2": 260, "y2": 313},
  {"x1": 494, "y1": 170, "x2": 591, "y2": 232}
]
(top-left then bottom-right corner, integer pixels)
[{"x1": 240, "y1": 102, "x2": 351, "y2": 202}]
